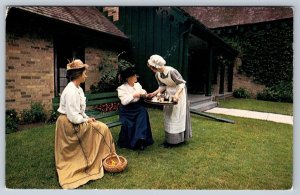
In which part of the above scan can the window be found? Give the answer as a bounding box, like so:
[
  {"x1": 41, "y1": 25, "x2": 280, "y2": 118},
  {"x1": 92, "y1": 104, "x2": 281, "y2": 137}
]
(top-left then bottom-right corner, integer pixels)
[{"x1": 54, "y1": 37, "x2": 85, "y2": 96}]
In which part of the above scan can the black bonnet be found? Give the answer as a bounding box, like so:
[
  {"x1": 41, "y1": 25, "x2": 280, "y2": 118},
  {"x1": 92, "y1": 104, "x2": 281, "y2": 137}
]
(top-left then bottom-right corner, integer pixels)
[{"x1": 120, "y1": 67, "x2": 136, "y2": 81}]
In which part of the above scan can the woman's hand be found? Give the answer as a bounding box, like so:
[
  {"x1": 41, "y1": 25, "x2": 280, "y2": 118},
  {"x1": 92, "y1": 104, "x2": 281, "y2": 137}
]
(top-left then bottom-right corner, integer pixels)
[
  {"x1": 146, "y1": 89, "x2": 163, "y2": 99},
  {"x1": 146, "y1": 93, "x2": 155, "y2": 98},
  {"x1": 173, "y1": 87, "x2": 183, "y2": 102},
  {"x1": 173, "y1": 94, "x2": 179, "y2": 102},
  {"x1": 133, "y1": 92, "x2": 141, "y2": 98},
  {"x1": 140, "y1": 92, "x2": 147, "y2": 98}
]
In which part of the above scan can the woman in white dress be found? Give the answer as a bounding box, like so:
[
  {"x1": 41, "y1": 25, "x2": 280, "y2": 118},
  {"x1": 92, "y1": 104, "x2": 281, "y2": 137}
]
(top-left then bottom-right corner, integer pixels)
[{"x1": 146, "y1": 54, "x2": 192, "y2": 147}]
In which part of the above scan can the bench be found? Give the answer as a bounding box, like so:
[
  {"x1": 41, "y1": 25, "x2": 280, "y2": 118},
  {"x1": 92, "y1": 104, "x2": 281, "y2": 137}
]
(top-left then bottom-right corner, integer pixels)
[{"x1": 52, "y1": 91, "x2": 122, "y2": 128}]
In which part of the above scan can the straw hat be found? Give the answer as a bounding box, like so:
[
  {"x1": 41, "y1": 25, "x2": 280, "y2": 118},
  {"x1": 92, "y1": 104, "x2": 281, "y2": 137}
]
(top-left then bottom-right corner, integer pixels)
[
  {"x1": 147, "y1": 54, "x2": 166, "y2": 68},
  {"x1": 67, "y1": 59, "x2": 89, "y2": 71}
]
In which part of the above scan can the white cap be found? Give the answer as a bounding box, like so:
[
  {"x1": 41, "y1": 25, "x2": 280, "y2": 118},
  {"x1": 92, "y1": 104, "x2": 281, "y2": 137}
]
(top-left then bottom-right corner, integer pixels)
[{"x1": 147, "y1": 54, "x2": 166, "y2": 68}]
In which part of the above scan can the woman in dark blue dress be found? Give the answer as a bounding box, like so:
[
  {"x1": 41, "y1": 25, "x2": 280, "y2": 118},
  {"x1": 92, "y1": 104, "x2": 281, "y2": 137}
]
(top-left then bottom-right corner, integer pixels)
[{"x1": 117, "y1": 67, "x2": 154, "y2": 150}]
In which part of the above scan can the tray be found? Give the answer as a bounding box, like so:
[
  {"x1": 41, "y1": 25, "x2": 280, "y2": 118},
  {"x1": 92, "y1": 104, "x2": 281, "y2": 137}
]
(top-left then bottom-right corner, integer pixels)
[{"x1": 144, "y1": 99, "x2": 177, "y2": 105}]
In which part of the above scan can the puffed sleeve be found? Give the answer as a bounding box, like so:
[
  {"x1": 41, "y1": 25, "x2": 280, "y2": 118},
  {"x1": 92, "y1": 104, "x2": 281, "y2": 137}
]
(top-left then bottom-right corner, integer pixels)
[
  {"x1": 170, "y1": 68, "x2": 186, "y2": 89},
  {"x1": 135, "y1": 82, "x2": 147, "y2": 94},
  {"x1": 65, "y1": 90, "x2": 88, "y2": 124},
  {"x1": 117, "y1": 85, "x2": 134, "y2": 106}
]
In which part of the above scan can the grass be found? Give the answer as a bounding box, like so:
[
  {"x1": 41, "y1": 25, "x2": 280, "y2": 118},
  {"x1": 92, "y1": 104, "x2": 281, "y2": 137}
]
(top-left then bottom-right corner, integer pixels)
[
  {"x1": 5, "y1": 101, "x2": 293, "y2": 189},
  {"x1": 218, "y1": 98, "x2": 293, "y2": 116}
]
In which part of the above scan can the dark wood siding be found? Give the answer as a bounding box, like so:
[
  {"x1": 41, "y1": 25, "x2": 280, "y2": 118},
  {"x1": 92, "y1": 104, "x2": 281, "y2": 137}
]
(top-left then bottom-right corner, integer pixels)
[
  {"x1": 117, "y1": 7, "x2": 189, "y2": 91},
  {"x1": 114, "y1": 6, "x2": 238, "y2": 94}
]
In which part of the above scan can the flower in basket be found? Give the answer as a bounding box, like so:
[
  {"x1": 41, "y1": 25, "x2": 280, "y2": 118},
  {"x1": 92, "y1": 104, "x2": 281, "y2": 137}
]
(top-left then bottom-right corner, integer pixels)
[
  {"x1": 109, "y1": 160, "x2": 118, "y2": 167},
  {"x1": 103, "y1": 154, "x2": 127, "y2": 173}
]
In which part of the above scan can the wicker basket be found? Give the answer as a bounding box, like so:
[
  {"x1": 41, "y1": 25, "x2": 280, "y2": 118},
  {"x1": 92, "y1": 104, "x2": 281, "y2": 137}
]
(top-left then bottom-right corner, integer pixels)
[{"x1": 103, "y1": 153, "x2": 127, "y2": 173}]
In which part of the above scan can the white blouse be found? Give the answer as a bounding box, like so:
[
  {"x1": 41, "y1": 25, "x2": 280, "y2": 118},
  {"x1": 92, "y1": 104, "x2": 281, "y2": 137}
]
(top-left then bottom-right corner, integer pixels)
[
  {"x1": 117, "y1": 82, "x2": 147, "y2": 106},
  {"x1": 57, "y1": 82, "x2": 89, "y2": 124}
]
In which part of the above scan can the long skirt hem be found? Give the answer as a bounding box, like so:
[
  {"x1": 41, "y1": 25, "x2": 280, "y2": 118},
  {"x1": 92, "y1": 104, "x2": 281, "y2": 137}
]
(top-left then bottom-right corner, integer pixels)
[
  {"x1": 55, "y1": 115, "x2": 115, "y2": 189},
  {"x1": 118, "y1": 102, "x2": 154, "y2": 149},
  {"x1": 59, "y1": 169, "x2": 104, "y2": 189}
]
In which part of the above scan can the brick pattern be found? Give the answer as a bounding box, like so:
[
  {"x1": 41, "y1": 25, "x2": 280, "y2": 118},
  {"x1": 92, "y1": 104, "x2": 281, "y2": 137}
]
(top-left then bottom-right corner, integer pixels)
[
  {"x1": 6, "y1": 33, "x2": 54, "y2": 113},
  {"x1": 232, "y1": 58, "x2": 265, "y2": 97},
  {"x1": 211, "y1": 62, "x2": 265, "y2": 97},
  {"x1": 211, "y1": 65, "x2": 229, "y2": 95},
  {"x1": 6, "y1": 34, "x2": 120, "y2": 114},
  {"x1": 85, "y1": 48, "x2": 118, "y2": 92},
  {"x1": 103, "y1": 7, "x2": 119, "y2": 21},
  {"x1": 6, "y1": 8, "x2": 124, "y2": 116},
  {"x1": 232, "y1": 69, "x2": 265, "y2": 98}
]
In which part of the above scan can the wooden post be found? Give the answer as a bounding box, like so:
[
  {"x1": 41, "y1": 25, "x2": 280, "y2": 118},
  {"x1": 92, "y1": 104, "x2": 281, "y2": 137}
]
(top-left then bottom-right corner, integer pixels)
[
  {"x1": 206, "y1": 45, "x2": 213, "y2": 96},
  {"x1": 219, "y1": 59, "x2": 225, "y2": 94},
  {"x1": 227, "y1": 60, "x2": 233, "y2": 92}
]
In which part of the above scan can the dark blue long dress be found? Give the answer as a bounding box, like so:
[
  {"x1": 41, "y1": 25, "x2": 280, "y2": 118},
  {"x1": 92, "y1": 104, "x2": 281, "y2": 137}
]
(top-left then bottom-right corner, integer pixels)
[{"x1": 117, "y1": 101, "x2": 154, "y2": 149}]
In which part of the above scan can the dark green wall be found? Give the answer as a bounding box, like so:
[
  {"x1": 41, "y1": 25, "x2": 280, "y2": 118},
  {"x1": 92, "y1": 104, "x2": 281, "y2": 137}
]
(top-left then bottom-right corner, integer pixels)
[{"x1": 116, "y1": 7, "x2": 190, "y2": 91}]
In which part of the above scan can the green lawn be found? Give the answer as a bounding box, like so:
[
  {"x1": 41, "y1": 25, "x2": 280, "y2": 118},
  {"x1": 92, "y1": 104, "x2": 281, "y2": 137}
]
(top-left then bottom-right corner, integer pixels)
[
  {"x1": 218, "y1": 98, "x2": 293, "y2": 115},
  {"x1": 6, "y1": 102, "x2": 293, "y2": 189}
]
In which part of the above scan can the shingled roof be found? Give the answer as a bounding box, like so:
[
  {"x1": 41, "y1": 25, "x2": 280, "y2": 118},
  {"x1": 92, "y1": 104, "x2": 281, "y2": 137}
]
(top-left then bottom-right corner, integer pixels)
[
  {"x1": 181, "y1": 7, "x2": 293, "y2": 28},
  {"x1": 16, "y1": 6, "x2": 127, "y2": 38}
]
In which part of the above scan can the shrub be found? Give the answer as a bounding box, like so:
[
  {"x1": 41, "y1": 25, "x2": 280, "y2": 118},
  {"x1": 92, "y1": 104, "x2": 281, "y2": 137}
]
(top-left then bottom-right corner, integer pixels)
[
  {"x1": 90, "y1": 59, "x2": 134, "y2": 93},
  {"x1": 21, "y1": 102, "x2": 47, "y2": 123},
  {"x1": 256, "y1": 81, "x2": 293, "y2": 103},
  {"x1": 46, "y1": 110, "x2": 59, "y2": 124},
  {"x1": 21, "y1": 109, "x2": 34, "y2": 123},
  {"x1": 233, "y1": 87, "x2": 250, "y2": 98},
  {"x1": 219, "y1": 19, "x2": 293, "y2": 88},
  {"x1": 6, "y1": 109, "x2": 19, "y2": 134}
]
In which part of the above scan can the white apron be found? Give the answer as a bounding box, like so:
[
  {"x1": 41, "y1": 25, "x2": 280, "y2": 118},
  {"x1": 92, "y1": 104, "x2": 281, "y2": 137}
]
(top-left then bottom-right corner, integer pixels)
[{"x1": 158, "y1": 72, "x2": 187, "y2": 134}]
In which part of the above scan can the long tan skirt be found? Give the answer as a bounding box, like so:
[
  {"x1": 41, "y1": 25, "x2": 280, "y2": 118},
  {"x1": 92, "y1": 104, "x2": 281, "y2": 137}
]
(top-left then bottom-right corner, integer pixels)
[{"x1": 55, "y1": 115, "x2": 116, "y2": 189}]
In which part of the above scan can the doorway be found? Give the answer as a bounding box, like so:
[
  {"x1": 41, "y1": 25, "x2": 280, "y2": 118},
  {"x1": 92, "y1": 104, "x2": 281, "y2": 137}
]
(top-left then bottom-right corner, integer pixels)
[
  {"x1": 188, "y1": 49, "x2": 208, "y2": 94},
  {"x1": 187, "y1": 34, "x2": 208, "y2": 94}
]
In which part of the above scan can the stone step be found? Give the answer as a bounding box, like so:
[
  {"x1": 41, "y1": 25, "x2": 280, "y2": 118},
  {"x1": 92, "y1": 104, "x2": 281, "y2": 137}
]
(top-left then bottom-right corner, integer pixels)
[
  {"x1": 188, "y1": 95, "x2": 212, "y2": 107},
  {"x1": 215, "y1": 92, "x2": 233, "y2": 100},
  {"x1": 189, "y1": 101, "x2": 218, "y2": 112}
]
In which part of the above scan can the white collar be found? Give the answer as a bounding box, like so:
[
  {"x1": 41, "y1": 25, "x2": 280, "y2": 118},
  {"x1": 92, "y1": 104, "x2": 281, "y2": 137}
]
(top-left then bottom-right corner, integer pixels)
[
  {"x1": 162, "y1": 66, "x2": 170, "y2": 75},
  {"x1": 69, "y1": 81, "x2": 81, "y2": 92},
  {"x1": 125, "y1": 82, "x2": 135, "y2": 88}
]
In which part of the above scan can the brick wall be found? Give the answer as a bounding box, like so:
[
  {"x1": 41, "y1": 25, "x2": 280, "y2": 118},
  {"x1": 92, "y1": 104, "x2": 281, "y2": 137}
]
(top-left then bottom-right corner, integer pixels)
[
  {"x1": 212, "y1": 64, "x2": 230, "y2": 95},
  {"x1": 6, "y1": 9, "x2": 124, "y2": 118},
  {"x1": 103, "y1": 7, "x2": 119, "y2": 21},
  {"x1": 6, "y1": 33, "x2": 54, "y2": 114},
  {"x1": 232, "y1": 57, "x2": 265, "y2": 97},
  {"x1": 85, "y1": 48, "x2": 118, "y2": 92},
  {"x1": 212, "y1": 62, "x2": 265, "y2": 98},
  {"x1": 6, "y1": 35, "x2": 120, "y2": 115},
  {"x1": 232, "y1": 69, "x2": 265, "y2": 98}
]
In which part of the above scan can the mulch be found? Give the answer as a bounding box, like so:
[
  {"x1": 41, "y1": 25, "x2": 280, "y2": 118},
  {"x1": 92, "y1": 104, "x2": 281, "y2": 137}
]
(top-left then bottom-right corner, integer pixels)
[{"x1": 18, "y1": 122, "x2": 47, "y2": 131}]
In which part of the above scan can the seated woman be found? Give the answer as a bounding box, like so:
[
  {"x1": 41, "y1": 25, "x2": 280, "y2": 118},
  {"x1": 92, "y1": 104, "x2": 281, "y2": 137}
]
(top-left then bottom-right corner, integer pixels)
[
  {"x1": 117, "y1": 67, "x2": 154, "y2": 150},
  {"x1": 55, "y1": 59, "x2": 116, "y2": 189}
]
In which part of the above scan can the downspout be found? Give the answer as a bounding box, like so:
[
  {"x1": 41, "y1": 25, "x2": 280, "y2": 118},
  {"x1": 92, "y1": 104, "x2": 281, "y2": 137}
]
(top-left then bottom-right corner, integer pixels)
[{"x1": 179, "y1": 23, "x2": 193, "y2": 81}]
